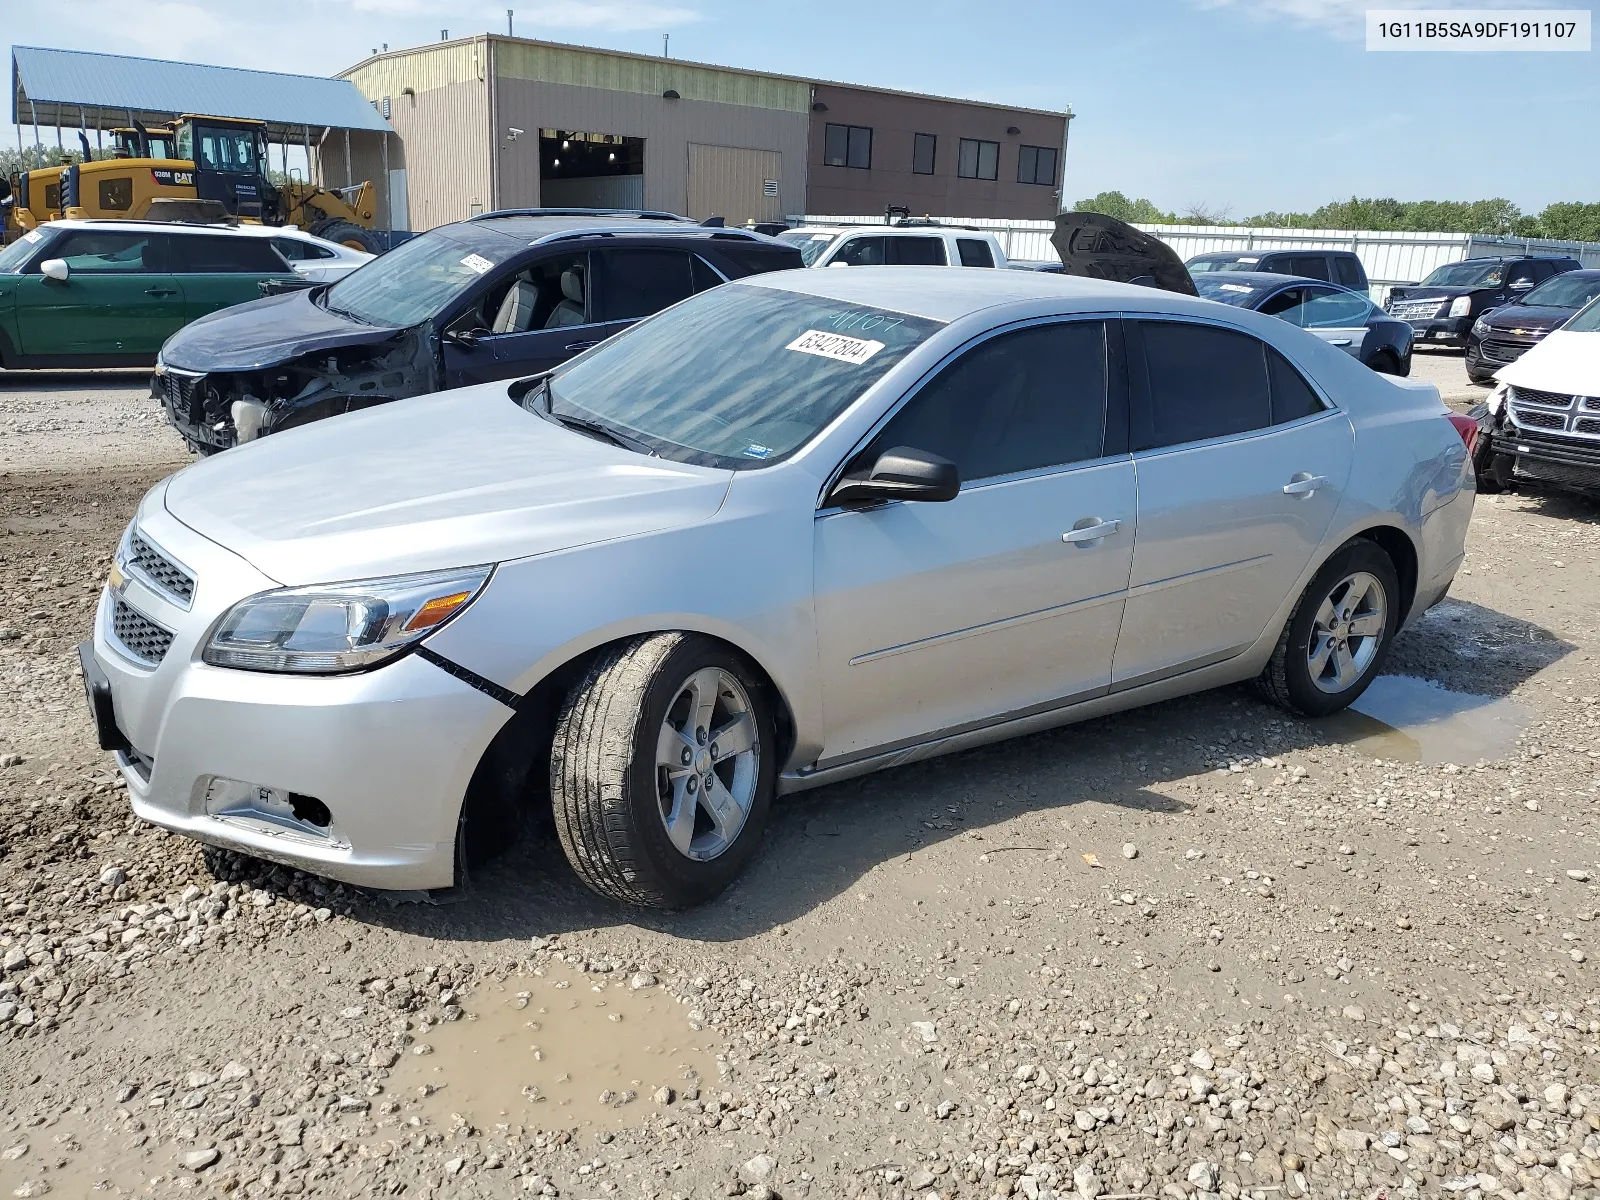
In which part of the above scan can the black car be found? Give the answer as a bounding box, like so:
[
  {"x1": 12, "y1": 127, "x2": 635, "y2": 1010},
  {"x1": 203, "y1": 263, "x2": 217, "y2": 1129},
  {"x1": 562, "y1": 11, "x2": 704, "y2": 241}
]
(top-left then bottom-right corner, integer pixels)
[
  {"x1": 1186, "y1": 249, "x2": 1369, "y2": 292},
  {"x1": 1464, "y1": 268, "x2": 1600, "y2": 383},
  {"x1": 155, "y1": 209, "x2": 802, "y2": 454},
  {"x1": 1385, "y1": 254, "x2": 1580, "y2": 349},
  {"x1": 1193, "y1": 272, "x2": 1413, "y2": 374}
]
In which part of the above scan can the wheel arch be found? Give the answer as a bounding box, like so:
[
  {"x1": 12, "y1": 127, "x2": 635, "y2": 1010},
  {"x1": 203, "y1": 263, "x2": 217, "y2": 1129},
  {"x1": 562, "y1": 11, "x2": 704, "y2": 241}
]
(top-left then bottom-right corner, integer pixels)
[
  {"x1": 1351, "y1": 523, "x2": 1419, "y2": 621},
  {"x1": 453, "y1": 626, "x2": 802, "y2": 877}
]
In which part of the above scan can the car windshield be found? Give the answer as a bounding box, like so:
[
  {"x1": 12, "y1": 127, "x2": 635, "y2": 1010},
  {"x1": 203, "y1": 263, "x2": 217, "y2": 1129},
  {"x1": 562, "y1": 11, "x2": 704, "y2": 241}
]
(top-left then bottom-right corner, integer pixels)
[
  {"x1": 1187, "y1": 255, "x2": 1260, "y2": 273},
  {"x1": 1193, "y1": 276, "x2": 1261, "y2": 306},
  {"x1": 1566, "y1": 296, "x2": 1600, "y2": 334},
  {"x1": 1420, "y1": 261, "x2": 1506, "y2": 288},
  {"x1": 776, "y1": 231, "x2": 840, "y2": 266},
  {"x1": 0, "y1": 228, "x2": 46, "y2": 273},
  {"x1": 322, "y1": 229, "x2": 511, "y2": 327},
  {"x1": 539, "y1": 284, "x2": 943, "y2": 468},
  {"x1": 1520, "y1": 273, "x2": 1600, "y2": 310}
]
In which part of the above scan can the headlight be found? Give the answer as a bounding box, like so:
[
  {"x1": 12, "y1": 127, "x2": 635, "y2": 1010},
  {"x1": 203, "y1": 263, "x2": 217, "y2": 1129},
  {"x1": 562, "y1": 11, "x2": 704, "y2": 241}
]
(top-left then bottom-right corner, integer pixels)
[
  {"x1": 202, "y1": 566, "x2": 492, "y2": 674},
  {"x1": 1449, "y1": 296, "x2": 1472, "y2": 318},
  {"x1": 1472, "y1": 317, "x2": 1490, "y2": 337}
]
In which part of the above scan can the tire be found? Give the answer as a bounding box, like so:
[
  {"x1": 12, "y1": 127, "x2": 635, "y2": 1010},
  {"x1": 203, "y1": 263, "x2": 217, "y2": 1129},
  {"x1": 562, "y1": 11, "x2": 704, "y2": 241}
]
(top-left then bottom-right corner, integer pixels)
[
  {"x1": 551, "y1": 632, "x2": 776, "y2": 908},
  {"x1": 1254, "y1": 540, "x2": 1400, "y2": 718},
  {"x1": 307, "y1": 218, "x2": 381, "y2": 254},
  {"x1": 1369, "y1": 350, "x2": 1401, "y2": 376}
]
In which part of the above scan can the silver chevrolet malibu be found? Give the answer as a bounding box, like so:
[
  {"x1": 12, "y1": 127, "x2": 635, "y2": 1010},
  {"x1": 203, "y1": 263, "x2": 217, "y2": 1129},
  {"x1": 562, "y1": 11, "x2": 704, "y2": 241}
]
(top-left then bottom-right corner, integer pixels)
[{"x1": 84, "y1": 267, "x2": 1475, "y2": 908}]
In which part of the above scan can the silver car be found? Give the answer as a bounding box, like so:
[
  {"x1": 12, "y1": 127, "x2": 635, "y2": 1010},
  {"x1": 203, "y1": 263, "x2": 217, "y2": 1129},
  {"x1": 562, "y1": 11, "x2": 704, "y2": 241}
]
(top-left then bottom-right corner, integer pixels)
[{"x1": 83, "y1": 268, "x2": 1475, "y2": 908}]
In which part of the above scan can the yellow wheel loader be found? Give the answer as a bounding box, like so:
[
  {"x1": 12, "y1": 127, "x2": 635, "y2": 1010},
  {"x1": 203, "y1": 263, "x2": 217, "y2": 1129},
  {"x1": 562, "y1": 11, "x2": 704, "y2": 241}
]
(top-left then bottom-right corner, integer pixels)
[{"x1": 6, "y1": 115, "x2": 381, "y2": 250}]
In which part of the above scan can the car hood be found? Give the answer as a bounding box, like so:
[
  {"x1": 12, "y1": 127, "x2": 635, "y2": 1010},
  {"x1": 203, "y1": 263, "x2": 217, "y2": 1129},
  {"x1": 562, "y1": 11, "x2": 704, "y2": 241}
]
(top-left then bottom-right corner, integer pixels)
[
  {"x1": 163, "y1": 384, "x2": 734, "y2": 586},
  {"x1": 1388, "y1": 285, "x2": 1487, "y2": 302},
  {"x1": 1480, "y1": 304, "x2": 1572, "y2": 335},
  {"x1": 1494, "y1": 329, "x2": 1600, "y2": 393},
  {"x1": 1050, "y1": 211, "x2": 1198, "y2": 296},
  {"x1": 160, "y1": 287, "x2": 409, "y2": 373}
]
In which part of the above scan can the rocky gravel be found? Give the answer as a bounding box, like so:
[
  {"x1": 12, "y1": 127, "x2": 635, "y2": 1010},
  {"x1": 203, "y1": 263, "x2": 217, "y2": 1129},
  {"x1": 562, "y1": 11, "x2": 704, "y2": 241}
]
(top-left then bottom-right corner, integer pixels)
[{"x1": 1, "y1": 380, "x2": 1599, "y2": 1200}]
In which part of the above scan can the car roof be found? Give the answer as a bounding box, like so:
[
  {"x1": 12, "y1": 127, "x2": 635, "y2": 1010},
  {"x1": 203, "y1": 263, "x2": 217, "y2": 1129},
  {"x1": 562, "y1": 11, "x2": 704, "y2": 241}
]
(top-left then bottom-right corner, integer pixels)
[
  {"x1": 738, "y1": 264, "x2": 1224, "y2": 323},
  {"x1": 1451, "y1": 253, "x2": 1578, "y2": 265},
  {"x1": 461, "y1": 213, "x2": 789, "y2": 249},
  {"x1": 1195, "y1": 270, "x2": 1325, "y2": 287},
  {"x1": 32, "y1": 218, "x2": 268, "y2": 238}
]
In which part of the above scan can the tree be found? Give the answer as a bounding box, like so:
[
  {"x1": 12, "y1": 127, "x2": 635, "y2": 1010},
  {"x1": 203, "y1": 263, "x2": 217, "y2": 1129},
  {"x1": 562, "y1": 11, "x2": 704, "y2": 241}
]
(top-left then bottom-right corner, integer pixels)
[
  {"x1": 1072, "y1": 190, "x2": 1177, "y2": 224},
  {"x1": 1534, "y1": 202, "x2": 1600, "y2": 243}
]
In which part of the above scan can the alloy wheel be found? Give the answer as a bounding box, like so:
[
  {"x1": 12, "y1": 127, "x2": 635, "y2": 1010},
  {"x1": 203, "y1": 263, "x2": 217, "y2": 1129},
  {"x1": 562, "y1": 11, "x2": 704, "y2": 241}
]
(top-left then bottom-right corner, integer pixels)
[
  {"x1": 1306, "y1": 571, "x2": 1387, "y2": 694},
  {"x1": 655, "y1": 667, "x2": 761, "y2": 861}
]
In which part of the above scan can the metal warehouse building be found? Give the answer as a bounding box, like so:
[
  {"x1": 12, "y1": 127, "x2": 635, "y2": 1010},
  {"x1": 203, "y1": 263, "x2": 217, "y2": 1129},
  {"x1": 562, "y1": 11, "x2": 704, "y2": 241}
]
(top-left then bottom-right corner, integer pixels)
[{"x1": 333, "y1": 36, "x2": 1069, "y2": 232}]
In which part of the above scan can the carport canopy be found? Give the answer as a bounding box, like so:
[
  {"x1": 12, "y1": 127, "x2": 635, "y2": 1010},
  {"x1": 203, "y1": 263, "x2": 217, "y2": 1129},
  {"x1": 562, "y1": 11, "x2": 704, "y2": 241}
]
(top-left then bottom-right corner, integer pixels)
[{"x1": 11, "y1": 45, "x2": 392, "y2": 144}]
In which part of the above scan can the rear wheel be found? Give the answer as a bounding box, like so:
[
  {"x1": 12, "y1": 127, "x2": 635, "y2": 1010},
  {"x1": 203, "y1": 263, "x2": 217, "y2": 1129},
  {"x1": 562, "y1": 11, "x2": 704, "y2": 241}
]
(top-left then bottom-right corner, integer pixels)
[
  {"x1": 551, "y1": 632, "x2": 776, "y2": 908},
  {"x1": 307, "y1": 218, "x2": 381, "y2": 254},
  {"x1": 1254, "y1": 540, "x2": 1400, "y2": 717},
  {"x1": 1369, "y1": 349, "x2": 1401, "y2": 376}
]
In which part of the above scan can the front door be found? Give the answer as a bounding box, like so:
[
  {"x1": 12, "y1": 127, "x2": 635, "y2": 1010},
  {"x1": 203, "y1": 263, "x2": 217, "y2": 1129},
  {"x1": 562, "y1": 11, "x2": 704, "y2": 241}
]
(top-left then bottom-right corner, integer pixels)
[
  {"x1": 1112, "y1": 318, "x2": 1353, "y2": 688},
  {"x1": 14, "y1": 229, "x2": 184, "y2": 357},
  {"x1": 813, "y1": 319, "x2": 1134, "y2": 765}
]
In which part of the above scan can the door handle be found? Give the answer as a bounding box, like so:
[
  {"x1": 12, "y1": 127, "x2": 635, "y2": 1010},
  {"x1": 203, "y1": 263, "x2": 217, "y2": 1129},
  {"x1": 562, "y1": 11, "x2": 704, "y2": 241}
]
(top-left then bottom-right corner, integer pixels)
[
  {"x1": 1328, "y1": 339, "x2": 1352, "y2": 346},
  {"x1": 1062, "y1": 518, "x2": 1121, "y2": 544},
  {"x1": 563, "y1": 340, "x2": 599, "y2": 352},
  {"x1": 1283, "y1": 474, "x2": 1328, "y2": 497},
  {"x1": 144, "y1": 287, "x2": 177, "y2": 297}
]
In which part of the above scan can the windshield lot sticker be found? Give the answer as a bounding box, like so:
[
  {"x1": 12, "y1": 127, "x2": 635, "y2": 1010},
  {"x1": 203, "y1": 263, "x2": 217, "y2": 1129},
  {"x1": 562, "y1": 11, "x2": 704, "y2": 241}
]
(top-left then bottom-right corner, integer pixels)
[
  {"x1": 786, "y1": 329, "x2": 885, "y2": 365},
  {"x1": 742, "y1": 444, "x2": 774, "y2": 459},
  {"x1": 460, "y1": 253, "x2": 494, "y2": 274},
  {"x1": 1219, "y1": 283, "x2": 1255, "y2": 293}
]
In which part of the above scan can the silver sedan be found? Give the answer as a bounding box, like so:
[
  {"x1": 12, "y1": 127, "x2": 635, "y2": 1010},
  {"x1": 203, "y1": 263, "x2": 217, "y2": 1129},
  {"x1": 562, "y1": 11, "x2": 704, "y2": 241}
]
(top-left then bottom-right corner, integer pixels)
[{"x1": 84, "y1": 267, "x2": 1475, "y2": 907}]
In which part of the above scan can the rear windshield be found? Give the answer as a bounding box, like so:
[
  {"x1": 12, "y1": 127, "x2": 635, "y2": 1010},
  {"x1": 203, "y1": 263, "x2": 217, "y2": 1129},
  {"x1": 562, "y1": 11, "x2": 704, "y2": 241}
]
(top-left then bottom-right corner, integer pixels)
[
  {"x1": 776, "y1": 231, "x2": 839, "y2": 266},
  {"x1": 1521, "y1": 273, "x2": 1600, "y2": 310},
  {"x1": 1420, "y1": 261, "x2": 1506, "y2": 288},
  {"x1": 322, "y1": 227, "x2": 513, "y2": 327},
  {"x1": 538, "y1": 283, "x2": 943, "y2": 468}
]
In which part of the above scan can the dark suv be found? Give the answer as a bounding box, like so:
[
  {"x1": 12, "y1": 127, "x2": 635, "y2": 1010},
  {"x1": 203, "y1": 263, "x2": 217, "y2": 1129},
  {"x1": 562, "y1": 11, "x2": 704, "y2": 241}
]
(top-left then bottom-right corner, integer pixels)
[
  {"x1": 1464, "y1": 268, "x2": 1600, "y2": 383},
  {"x1": 1186, "y1": 249, "x2": 1368, "y2": 291},
  {"x1": 155, "y1": 209, "x2": 802, "y2": 454},
  {"x1": 1385, "y1": 254, "x2": 1580, "y2": 349}
]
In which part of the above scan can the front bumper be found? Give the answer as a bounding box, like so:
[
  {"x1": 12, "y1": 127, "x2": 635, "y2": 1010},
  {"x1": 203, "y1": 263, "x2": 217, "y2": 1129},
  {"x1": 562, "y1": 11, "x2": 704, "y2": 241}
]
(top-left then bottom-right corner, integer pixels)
[
  {"x1": 88, "y1": 500, "x2": 512, "y2": 890},
  {"x1": 1489, "y1": 426, "x2": 1600, "y2": 495},
  {"x1": 1401, "y1": 316, "x2": 1470, "y2": 345}
]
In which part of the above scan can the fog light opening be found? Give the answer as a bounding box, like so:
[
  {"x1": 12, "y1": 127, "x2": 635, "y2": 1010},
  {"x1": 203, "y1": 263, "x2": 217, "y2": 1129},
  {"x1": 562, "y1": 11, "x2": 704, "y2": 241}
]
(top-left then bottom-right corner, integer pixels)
[{"x1": 289, "y1": 792, "x2": 332, "y2": 828}]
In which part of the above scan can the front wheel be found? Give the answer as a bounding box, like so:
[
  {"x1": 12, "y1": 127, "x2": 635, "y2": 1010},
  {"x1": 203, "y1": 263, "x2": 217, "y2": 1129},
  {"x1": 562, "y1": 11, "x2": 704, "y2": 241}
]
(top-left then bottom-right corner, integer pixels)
[
  {"x1": 551, "y1": 633, "x2": 776, "y2": 908},
  {"x1": 1254, "y1": 540, "x2": 1400, "y2": 717}
]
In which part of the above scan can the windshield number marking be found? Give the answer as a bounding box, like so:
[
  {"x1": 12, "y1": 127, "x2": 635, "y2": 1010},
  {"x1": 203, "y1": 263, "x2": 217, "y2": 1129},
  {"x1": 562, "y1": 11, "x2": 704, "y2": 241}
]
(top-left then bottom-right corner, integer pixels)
[
  {"x1": 786, "y1": 329, "x2": 885, "y2": 365},
  {"x1": 823, "y1": 309, "x2": 904, "y2": 335},
  {"x1": 460, "y1": 253, "x2": 494, "y2": 274}
]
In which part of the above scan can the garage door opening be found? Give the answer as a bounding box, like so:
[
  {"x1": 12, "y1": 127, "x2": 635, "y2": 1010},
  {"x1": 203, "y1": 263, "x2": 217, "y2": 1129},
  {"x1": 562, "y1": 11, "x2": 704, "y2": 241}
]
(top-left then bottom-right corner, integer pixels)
[{"x1": 540, "y1": 130, "x2": 644, "y2": 210}]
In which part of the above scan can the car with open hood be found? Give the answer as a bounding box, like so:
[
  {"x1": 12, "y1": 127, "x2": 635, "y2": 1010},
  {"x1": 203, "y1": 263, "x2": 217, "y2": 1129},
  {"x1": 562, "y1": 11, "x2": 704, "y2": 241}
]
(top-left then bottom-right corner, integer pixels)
[
  {"x1": 86, "y1": 263, "x2": 1473, "y2": 908},
  {"x1": 1193, "y1": 272, "x2": 1413, "y2": 375},
  {"x1": 152, "y1": 209, "x2": 801, "y2": 454},
  {"x1": 1472, "y1": 295, "x2": 1600, "y2": 496},
  {"x1": 1385, "y1": 254, "x2": 1580, "y2": 348},
  {"x1": 1464, "y1": 268, "x2": 1600, "y2": 383}
]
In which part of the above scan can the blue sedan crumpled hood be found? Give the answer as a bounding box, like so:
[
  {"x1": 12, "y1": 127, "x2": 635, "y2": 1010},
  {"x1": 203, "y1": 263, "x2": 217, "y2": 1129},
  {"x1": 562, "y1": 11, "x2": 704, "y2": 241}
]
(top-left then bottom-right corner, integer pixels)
[{"x1": 160, "y1": 287, "x2": 411, "y2": 373}]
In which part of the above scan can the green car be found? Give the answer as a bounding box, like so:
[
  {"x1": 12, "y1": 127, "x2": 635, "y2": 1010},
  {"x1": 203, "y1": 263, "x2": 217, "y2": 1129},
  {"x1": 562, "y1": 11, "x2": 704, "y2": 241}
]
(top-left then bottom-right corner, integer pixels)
[{"x1": 0, "y1": 219, "x2": 295, "y2": 368}]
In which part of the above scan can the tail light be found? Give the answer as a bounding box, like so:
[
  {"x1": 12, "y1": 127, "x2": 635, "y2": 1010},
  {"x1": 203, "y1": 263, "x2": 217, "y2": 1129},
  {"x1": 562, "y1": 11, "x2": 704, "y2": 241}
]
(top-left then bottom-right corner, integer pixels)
[{"x1": 1447, "y1": 412, "x2": 1479, "y2": 455}]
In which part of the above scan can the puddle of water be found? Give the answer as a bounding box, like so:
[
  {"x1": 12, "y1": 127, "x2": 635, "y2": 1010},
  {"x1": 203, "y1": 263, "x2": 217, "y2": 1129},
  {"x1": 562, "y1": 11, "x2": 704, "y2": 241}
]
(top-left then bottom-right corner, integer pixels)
[
  {"x1": 1317, "y1": 674, "x2": 1528, "y2": 764},
  {"x1": 389, "y1": 968, "x2": 720, "y2": 1132},
  {"x1": 0, "y1": 1115, "x2": 157, "y2": 1198}
]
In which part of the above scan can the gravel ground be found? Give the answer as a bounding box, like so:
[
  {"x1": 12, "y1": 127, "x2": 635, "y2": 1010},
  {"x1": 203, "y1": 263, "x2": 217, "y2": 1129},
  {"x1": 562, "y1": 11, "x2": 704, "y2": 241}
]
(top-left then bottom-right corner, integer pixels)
[{"x1": 2, "y1": 377, "x2": 1599, "y2": 1200}]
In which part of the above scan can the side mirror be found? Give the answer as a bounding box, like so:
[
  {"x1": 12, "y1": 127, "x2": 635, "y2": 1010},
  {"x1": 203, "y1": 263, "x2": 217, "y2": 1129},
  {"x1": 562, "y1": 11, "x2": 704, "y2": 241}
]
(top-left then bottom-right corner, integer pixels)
[
  {"x1": 40, "y1": 258, "x2": 69, "y2": 282},
  {"x1": 826, "y1": 260, "x2": 852, "y2": 268},
  {"x1": 828, "y1": 446, "x2": 960, "y2": 507},
  {"x1": 445, "y1": 327, "x2": 486, "y2": 349}
]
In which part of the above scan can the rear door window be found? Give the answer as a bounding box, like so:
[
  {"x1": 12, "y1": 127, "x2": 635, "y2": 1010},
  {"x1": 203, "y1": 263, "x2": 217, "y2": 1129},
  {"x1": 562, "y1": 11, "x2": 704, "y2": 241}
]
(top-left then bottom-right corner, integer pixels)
[
  {"x1": 173, "y1": 235, "x2": 287, "y2": 273},
  {"x1": 1334, "y1": 257, "x2": 1364, "y2": 288},
  {"x1": 887, "y1": 237, "x2": 947, "y2": 266},
  {"x1": 834, "y1": 237, "x2": 888, "y2": 266},
  {"x1": 957, "y1": 239, "x2": 995, "y2": 268},
  {"x1": 1287, "y1": 255, "x2": 1331, "y2": 281},
  {"x1": 1134, "y1": 321, "x2": 1272, "y2": 450},
  {"x1": 1300, "y1": 289, "x2": 1371, "y2": 328},
  {"x1": 596, "y1": 247, "x2": 695, "y2": 322}
]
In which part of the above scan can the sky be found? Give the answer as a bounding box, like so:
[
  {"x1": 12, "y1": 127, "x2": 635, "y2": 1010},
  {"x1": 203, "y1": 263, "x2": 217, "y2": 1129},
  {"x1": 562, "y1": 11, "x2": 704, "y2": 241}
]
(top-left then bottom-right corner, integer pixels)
[{"x1": 7, "y1": 0, "x2": 1597, "y2": 215}]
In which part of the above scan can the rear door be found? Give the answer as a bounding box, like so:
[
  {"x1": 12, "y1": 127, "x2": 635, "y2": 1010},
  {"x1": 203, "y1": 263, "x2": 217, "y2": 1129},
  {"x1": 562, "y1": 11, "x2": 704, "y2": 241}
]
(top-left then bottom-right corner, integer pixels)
[
  {"x1": 14, "y1": 229, "x2": 184, "y2": 357},
  {"x1": 1295, "y1": 287, "x2": 1374, "y2": 357},
  {"x1": 1113, "y1": 318, "x2": 1352, "y2": 688},
  {"x1": 172, "y1": 233, "x2": 293, "y2": 322}
]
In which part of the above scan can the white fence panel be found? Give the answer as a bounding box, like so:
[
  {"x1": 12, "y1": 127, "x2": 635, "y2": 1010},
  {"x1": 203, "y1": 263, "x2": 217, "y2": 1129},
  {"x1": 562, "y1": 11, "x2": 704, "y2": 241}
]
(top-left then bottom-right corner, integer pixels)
[{"x1": 798, "y1": 214, "x2": 1600, "y2": 303}]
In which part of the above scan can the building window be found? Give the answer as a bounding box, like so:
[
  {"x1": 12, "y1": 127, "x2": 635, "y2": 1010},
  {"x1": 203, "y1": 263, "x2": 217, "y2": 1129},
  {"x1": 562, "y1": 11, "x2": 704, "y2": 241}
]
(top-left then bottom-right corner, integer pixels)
[
  {"x1": 1018, "y1": 144, "x2": 1058, "y2": 186},
  {"x1": 824, "y1": 123, "x2": 872, "y2": 170},
  {"x1": 912, "y1": 133, "x2": 937, "y2": 175},
  {"x1": 957, "y1": 138, "x2": 999, "y2": 181}
]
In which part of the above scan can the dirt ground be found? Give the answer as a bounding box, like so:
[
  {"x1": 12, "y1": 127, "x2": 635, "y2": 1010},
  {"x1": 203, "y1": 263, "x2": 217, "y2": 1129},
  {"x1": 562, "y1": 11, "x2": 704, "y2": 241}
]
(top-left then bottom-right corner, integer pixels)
[{"x1": 1, "y1": 363, "x2": 1597, "y2": 1200}]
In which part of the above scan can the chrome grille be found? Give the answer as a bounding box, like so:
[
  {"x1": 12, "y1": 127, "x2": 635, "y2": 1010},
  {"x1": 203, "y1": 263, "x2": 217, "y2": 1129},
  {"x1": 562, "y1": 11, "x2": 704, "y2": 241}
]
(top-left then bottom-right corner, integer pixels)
[
  {"x1": 1481, "y1": 339, "x2": 1529, "y2": 364},
  {"x1": 1511, "y1": 386, "x2": 1575, "y2": 409},
  {"x1": 127, "y1": 531, "x2": 195, "y2": 606},
  {"x1": 1583, "y1": 397, "x2": 1600, "y2": 411},
  {"x1": 1511, "y1": 407, "x2": 1565, "y2": 430},
  {"x1": 1575, "y1": 418, "x2": 1600, "y2": 436},
  {"x1": 1391, "y1": 300, "x2": 1445, "y2": 320},
  {"x1": 111, "y1": 597, "x2": 174, "y2": 666}
]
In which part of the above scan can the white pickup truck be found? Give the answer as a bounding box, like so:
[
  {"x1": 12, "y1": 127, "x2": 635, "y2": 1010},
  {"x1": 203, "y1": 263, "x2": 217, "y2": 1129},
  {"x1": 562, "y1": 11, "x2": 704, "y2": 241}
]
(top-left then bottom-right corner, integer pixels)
[{"x1": 776, "y1": 222, "x2": 1007, "y2": 270}]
